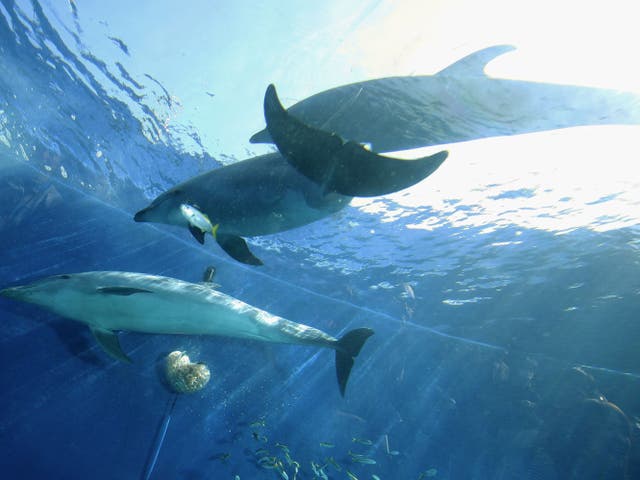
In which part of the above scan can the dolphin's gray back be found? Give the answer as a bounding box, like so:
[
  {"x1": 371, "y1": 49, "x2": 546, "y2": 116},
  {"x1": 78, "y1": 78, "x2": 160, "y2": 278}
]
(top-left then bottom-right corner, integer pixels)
[{"x1": 251, "y1": 45, "x2": 640, "y2": 152}]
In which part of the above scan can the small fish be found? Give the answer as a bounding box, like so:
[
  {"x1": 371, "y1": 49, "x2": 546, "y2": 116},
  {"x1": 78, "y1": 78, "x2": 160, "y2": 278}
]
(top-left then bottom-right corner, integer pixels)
[
  {"x1": 252, "y1": 431, "x2": 268, "y2": 442},
  {"x1": 352, "y1": 457, "x2": 377, "y2": 465},
  {"x1": 275, "y1": 442, "x2": 290, "y2": 452},
  {"x1": 319, "y1": 442, "x2": 334, "y2": 448},
  {"x1": 387, "y1": 450, "x2": 400, "y2": 456},
  {"x1": 372, "y1": 475, "x2": 381, "y2": 480},
  {"x1": 254, "y1": 448, "x2": 269, "y2": 456},
  {"x1": 310, "y1": 462, "x2": 328, "y2": 480},
  {"x1": 403, "y1": 283, "x2": 416, "y2": 300},
  {"x1": 180, "y1": 203, "x2": 219, "y2": 241},
  {"x1": 283, "y1": 450, "x2": 295, "y2": 466},
  {"x1": 347, "y1": 471, "x2": 359, "y2": 480},
  {"x1": 352, "y1": 437, "x2": 373, "y2": 446},
  {"x1": 348, "y1": 451, "x2": 366, "y2": 459},
  {"x1": 325, "y1": 456, "x2": 342, "y2": 471},
  {"x1": 278, "y1": 469, "x2": 289, "y2": 480},
  {"x1": 258, "y1": 456, "x2": 279, "y2": 469},
  {"x1": 250, "y1": 418, "x2": 266, "y2": 428}
]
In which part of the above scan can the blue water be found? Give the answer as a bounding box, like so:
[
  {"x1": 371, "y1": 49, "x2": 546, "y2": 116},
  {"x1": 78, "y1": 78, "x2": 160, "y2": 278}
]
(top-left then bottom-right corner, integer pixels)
[{"x1": 1, "y1": 1, "x2": 640, "y2": 479}]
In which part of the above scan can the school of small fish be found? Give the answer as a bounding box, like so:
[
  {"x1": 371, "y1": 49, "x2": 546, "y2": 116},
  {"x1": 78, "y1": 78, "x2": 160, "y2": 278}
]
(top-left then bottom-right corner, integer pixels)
[{"x1": 223, "y1": 416, "x2": 437, "y2": 479}]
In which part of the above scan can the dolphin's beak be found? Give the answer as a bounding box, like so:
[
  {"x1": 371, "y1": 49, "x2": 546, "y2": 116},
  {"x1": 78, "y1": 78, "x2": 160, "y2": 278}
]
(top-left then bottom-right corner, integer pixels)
[
  {"x1": 133, "y1": 208, "x2": 150, "y2": 222},
  {"x1": 0, "y1": 286, "x2": 25, "y2": 299}
]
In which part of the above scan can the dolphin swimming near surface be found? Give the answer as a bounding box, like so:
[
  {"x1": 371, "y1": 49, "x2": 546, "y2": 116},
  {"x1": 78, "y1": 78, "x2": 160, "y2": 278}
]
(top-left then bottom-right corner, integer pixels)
[
  {"x1": 135, "y1": 85, "x2": 448, "y2": 264},
  {"x1": 0, "y1": 271, "x2": 374, "y2": 396},
  {"x1": 251, "y1": 45, "x2": 640, "y2": 153}
]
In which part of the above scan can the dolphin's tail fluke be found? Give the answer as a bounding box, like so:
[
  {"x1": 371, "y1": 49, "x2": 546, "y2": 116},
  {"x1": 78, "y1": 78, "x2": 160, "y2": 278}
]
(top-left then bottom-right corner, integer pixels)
[
  {"x1": 335, "y1": 328, "x2": 374, "y2": 396},
  {"x1": 263, "y1": 83, "x2": 448, "y2": 197}
]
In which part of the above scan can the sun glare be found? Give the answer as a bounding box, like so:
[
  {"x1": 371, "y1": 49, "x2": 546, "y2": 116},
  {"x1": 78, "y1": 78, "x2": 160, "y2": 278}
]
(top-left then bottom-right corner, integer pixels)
[
  {"x1": 353, "y1": 126, "x2": 640, "y2": 234},
  {"x1": 346, "y1": 0, "x2": 640, "y2": 235}
]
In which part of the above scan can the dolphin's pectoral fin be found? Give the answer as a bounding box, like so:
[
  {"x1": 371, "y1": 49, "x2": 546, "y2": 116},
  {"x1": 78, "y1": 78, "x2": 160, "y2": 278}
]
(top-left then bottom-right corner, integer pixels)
[
  {"x1": 96, "y1": 286, "x2": 153, "y2": 296},
  {"x1": 189, "y1": 225, "x2": 206, "y2": 244},
  {"x1": 335, "y1": 328, "x2": 374, "y2": 397},
  {"x1": 216, "y1": 234, "x2": 263, "y2": 266},
  {"x1": 436, "y1": 44, "x2": 516, "y2": 77},
  {"x1": 90, "y1": 327, "x2": 132, "y2": 364},
  {"x1": 263, "y1": 84, "x2": 448, "y2": 197}
]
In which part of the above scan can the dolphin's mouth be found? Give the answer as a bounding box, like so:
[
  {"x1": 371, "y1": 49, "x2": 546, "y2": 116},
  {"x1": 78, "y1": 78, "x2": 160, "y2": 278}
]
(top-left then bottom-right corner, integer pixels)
[
  {"x1": 0, "y1": 286, "x2": 24, "y2": 299},
  {"x1": 133, "y1": 208, "x2": 149, "y2": 222}
]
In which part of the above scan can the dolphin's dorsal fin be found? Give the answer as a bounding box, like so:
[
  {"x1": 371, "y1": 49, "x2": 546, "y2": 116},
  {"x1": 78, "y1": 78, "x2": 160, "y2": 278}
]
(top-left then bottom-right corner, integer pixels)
[
  {"x1": 436, "y1": 45, "x2": 516, "y2": 77},
  {"x1": 200, "y1": 265, "x2": 221, "y2": 288},
  {"x1": 90, "y1": 327, "x2": 132, "y2": 363},
  {"x1": 202, "y1": 265, "x2": 216, "y2": 283}
]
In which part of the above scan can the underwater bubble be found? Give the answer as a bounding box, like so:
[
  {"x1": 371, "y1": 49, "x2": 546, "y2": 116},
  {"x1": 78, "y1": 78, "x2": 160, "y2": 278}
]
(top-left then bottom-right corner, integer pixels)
[{"x1": 165, "y1": 351, "x2": 210, "y2": 394}]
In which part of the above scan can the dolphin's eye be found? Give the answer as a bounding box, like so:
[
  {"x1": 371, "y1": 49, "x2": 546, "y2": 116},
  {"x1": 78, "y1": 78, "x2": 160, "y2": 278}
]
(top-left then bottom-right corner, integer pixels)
[{"x1": 58, "y1": 275, "x2": 71, "y2": 280}]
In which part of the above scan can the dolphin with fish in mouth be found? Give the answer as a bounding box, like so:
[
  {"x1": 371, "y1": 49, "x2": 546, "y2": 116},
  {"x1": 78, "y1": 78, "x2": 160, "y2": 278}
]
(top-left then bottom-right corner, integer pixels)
[
  {"x1": 0, "y1": 271, "x2": 373, "y2": 396},
  {"x1": 134, "y1": 84, "x2": 448, "y2": 265}
]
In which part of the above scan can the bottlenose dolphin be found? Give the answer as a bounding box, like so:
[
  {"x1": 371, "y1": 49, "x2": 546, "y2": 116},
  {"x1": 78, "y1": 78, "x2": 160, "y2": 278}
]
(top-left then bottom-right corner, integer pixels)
[
  {"x1": 251, "y1": 45, "x2": 640, "y2": 152},
  {"x1": 135, "y1": 85, "x2": 448, "y2": 264},
  {"x1": 0, "y1": 271, "x2": 374, "y2": 396},
  {"x1": 134, "y1": 152, "x2": 352, "y2": 265}
]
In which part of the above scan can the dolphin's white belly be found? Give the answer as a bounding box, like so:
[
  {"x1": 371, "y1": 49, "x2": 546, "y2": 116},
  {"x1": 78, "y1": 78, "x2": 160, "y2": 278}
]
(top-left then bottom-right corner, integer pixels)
[
  {"x1": 67, "y1": 293, "x2": 288, "y2": 343},
  {"x1": 2, "y1": 271, "x2": 337, "y2": 347},
  {"x1": 86, "y1": 296, "x2": 265, "y2": 338},
  {"x1": 50, "y1": 277, "x2": 336, "y2": 347}
]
